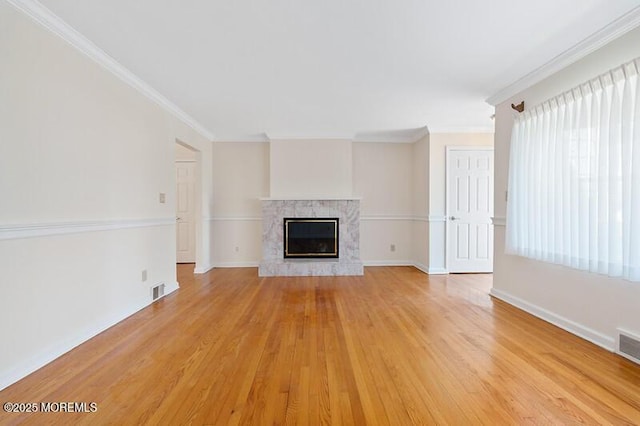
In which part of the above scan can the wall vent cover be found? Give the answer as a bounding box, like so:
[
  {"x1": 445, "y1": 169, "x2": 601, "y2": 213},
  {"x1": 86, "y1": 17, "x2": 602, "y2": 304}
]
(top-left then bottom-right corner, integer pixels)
[
  {"x1": 617, "y1": 329, "x2": 640, "y2": 365},
  {"x1": 152, "y1": 283, "x2": 165, "y2": 301}
]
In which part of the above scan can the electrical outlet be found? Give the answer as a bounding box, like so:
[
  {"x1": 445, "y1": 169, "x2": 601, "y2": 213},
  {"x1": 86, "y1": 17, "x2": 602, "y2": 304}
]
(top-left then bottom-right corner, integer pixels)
[
  {"x1": 390, "y1": 244, "x2": 396, "y2": 252},
  {"x1": 159, "y1": 193, "x2": 166, "y2": 204},
  {"x1": 141, "y1": 269, "x2": 148, "y2": 282}
]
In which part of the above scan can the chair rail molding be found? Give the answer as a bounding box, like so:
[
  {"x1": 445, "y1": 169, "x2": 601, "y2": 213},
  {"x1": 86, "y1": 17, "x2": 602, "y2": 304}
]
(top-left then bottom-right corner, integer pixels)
[{"x1": 0, "y1": 218, "x2": 175, "y2": 240}]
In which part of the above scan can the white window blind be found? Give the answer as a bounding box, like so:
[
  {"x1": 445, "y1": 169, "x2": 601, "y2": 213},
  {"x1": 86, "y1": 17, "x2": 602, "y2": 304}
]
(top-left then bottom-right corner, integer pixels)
[{"x1": 506, "y1": 57, "x2": 640, "y2": 281}]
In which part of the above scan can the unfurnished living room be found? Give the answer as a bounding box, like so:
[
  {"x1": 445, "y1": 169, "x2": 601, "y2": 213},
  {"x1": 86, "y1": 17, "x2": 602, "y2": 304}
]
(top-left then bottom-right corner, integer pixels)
[{"x1": 2, "y1": 0, "x2": 640, "y2": 424}]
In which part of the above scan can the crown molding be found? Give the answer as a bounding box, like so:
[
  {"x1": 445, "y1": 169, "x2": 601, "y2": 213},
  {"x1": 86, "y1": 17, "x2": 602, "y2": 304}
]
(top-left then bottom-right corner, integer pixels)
[
  {"x1": 353, "y1": 126, "x2": 430, "y2": 143},
  {"x1": 427, "y1": 126, "x2": 494, "y2": 134},
  {"x1": 487, "y1": 6, "x2": 640, "y2": 106},
  {"x1": 214, "y1": 133, "x2": 270, "y2": 143},
  {"x1": 6, "y1": 0, "x2": 215, "y2": 141},
  {"x1": 266, "y1": 135, "x2": 353, "y2": 142}
]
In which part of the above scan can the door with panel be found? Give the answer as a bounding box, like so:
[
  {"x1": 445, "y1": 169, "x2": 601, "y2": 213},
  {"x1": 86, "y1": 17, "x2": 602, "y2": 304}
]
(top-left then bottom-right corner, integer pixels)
[
  {"x1": 446, "y1": 148, "x2": 494, "y2": 273},
  {"x1": 176, "y1": 161, "x2": 196, "y2": 263}
]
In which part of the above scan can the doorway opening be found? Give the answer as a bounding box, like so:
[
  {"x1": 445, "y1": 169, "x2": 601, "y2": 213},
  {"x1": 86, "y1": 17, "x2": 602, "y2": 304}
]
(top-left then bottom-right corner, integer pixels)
[{"x1": 175, "y1": 142, "x2": 200, "y2": 266}]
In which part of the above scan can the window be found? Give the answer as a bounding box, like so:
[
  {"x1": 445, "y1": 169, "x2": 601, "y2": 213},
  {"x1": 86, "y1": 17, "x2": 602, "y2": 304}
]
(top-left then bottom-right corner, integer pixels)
[{"x1": 506, "y1": 58, "x2": 640, "y2": 281}]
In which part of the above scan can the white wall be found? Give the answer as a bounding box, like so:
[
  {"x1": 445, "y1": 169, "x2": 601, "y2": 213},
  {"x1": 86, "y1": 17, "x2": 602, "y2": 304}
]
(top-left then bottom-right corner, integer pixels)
[
  {"x1": 0, "y1": 3, "x2": 212, "y2": 390},
  {"x1": 270, "y1": 139, "x2": 352, "y2": 198},
  {"x1": 427, "y1": 133, "x2": 494, "y2": 272},
  {"x1": 492, "y1": 26, "x2": 640, "y2": 350},
  {"x1": 353, "y1": 142, "x2": 414, "y2": 264},
  {"x1": 412, "y1": 134, "x2": 430, "y2": 271},
  {"x1": 209, "y1": 138, "x2": 433, "y2": 268},
  {"x1": 210, "y1": 142, "x2": 269, "y2": 267},
  {"x1": 206, "y1": 133, "x2": 494, "y2": 271}
]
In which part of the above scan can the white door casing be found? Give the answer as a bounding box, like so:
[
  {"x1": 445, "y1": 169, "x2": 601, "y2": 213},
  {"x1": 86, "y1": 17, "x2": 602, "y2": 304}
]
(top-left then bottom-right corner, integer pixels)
[
  {"x1": 446, "y1": 148, "x2": 494, "y2": 273},
  {"x1": 176, "y1": 161, "x2": 196, "y2": 263}
]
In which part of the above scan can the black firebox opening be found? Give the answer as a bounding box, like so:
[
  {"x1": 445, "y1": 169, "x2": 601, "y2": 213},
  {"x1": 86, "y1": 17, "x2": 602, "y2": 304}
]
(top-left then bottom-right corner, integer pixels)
[{"x1": 284, "y1": 218, "x2": 339, "y2": 258}]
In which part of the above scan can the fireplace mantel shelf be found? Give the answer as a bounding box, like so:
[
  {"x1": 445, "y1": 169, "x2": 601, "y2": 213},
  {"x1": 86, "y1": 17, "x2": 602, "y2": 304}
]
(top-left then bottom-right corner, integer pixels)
[{"x1": 260, "y1": 196, "x2": 362, "y2": 201}]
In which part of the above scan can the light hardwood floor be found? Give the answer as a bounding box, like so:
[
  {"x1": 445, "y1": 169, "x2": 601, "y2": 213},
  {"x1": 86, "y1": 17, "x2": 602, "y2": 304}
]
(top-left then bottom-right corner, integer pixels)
[{"x1": 1, "y1": 266, "x2": 639, "y2": 425}]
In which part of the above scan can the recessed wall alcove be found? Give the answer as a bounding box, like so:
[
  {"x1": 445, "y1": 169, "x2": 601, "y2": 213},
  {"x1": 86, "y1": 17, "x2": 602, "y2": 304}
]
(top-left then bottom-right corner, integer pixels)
[{"x1": 259, "y1": 198, "x2": 364, "y2": 276}]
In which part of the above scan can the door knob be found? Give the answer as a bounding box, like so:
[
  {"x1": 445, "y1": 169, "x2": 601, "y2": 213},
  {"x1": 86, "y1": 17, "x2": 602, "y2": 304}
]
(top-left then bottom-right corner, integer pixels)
[
  {"x1": 449, "y1": 216, "x2": 459, "y2": 221},
  {"x1": 176, "y1": 217, "x2": 182, "y2": 221}
]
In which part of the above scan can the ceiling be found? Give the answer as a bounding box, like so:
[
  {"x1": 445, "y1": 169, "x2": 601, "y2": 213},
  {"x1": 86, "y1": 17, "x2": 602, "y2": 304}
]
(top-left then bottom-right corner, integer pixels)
[{"x1": 36, "y1": 0, "x2": 640, "y2": 141}]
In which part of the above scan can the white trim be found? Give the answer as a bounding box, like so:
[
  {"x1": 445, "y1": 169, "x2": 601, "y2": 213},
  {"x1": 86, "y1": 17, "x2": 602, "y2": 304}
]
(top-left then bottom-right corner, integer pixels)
[
  {"x1": 207, "y1": 217, "x2": 262, "y2": 222},
  {"x1": 0, "y1": 297, "x2": 151, "y2": 391},
  {"x1": 365, "y1": 261, "x2": 444, "y2": 275},
  {"x1": 363, "y1": 260, "x2": 413, "y2": 267},
  {"x1": 214, "y1": 261, "x2": 260, "y2": 268},
  {"x1": 353, "y1": 126, "x2": 430, "y2": 143},
  {"x1": 491, "y1": 216, "x2": 506, "y2": 226},
  {"x1": 446, "y1": 146, "x2": 495, "y2": 152},
  {"x1": 0, "y1": 280, "x2": 181, "y2": 390},
  {"x1": 164, "y1": 281, "x2": 180, "y2": 297},
  {"x1": 193, "y1": 263, "x2": 214, "y2": 274},
  {"x1": 210, "y1": 260, "x2": 442, "y2": 275},
  {"x1": 215, "y1": 133, "x2": 270, "y2": 143},
  {"x1": 260, "y1": 197, "x2": 362, "y2": 201},
  {"x1": 5, "y1": 0, "x2": 214, "y2": 141},
  {"x1": 0, "y1": 218, "x2": 175, "y2": 240},
  {"x1": 412, "y1": 262, "x2": 429, "y2": 274},
  {"x1": 490, "y1": 288, "x2": 616, "y2": 351},
  {"x1": 486, "y1": 6, "x2": 640, "y2": 106},
  {"x1": 427, "y1": 215, "x2": 447, "y2": 222},
  {"x1": 267, "y1": 135, "x2": 354, "y2": 141}
]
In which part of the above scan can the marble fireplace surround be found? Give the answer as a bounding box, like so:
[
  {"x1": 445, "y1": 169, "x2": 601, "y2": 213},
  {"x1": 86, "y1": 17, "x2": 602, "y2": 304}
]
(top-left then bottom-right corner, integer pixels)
[{"x1": 259, "y1": 198, "x2": 364, "y2": 276}]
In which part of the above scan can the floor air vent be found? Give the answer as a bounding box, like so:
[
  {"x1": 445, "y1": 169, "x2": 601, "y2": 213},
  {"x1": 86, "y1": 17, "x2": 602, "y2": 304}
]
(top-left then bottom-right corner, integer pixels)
[
  {"x1": 152, "y1": 283, "x2": 165, "y2": 301},
  {"x1": 617, "y1": 329, "x2": 640, "y2": 365}
]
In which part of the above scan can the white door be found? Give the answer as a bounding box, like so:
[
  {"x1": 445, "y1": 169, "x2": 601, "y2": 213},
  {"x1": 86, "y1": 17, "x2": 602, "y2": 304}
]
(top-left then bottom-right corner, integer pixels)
[
  {"x1": 176, "y1": 161, "x2": 196, "y2": 263},
  {"x1": 446, "y1": 148, "x2": 494, "y2": 273}
]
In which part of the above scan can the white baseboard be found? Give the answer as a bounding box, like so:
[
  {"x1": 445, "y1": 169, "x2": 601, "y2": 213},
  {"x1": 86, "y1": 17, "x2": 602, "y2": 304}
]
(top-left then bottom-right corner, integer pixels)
[
  {"x1": 164, "y1": 281, "x2": 180, "y2": 295},
  {"x1": 363, "y1": 260, "x2": 413, "y2": 267},
  {"x1": 489, "y1": 288, "x2": 615, "y2": 351},
  {"x1": 195, "y1": 260, "x2": 448, "y2": 277},
  {"x1": 413, "y1": 262, "x2": 429, "y2": 274},
  {"x1": 214, "y1": 261, "x2": 260, "y2": 268},
  {"x1": 0, "y1": 299, "x2": 152, "y2": 392},
  {"x1": 193, "y1": 263, "x2": 214, "y2": 274},
  {"x1": 363, "y1": 261, "x2": 446, "y2": 275},
  {"x1": 0, "y1": 280, "x2": 183, "y2": 391}
]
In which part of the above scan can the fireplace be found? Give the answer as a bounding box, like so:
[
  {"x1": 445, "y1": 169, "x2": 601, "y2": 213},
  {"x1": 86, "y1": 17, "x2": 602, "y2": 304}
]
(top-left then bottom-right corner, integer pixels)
[
  {"x1": 259, "y1": 199, "x2": 362, "y2": 276},
  {"x1": 284, "y1": 218, "x2": 339, "y2": 258}
]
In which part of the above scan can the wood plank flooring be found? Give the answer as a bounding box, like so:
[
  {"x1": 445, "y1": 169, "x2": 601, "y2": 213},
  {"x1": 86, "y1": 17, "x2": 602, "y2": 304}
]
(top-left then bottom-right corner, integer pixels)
[{"x1": 1, "y1": 266, "x2": 639, "y2": 425}]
